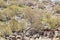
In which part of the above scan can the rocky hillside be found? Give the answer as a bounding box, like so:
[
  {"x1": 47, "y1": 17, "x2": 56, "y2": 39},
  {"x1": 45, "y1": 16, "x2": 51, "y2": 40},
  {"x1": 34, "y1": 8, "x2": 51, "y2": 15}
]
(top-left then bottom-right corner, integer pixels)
[{"x1": 0, "y1": 0, "x2": 60, "y2": 40}]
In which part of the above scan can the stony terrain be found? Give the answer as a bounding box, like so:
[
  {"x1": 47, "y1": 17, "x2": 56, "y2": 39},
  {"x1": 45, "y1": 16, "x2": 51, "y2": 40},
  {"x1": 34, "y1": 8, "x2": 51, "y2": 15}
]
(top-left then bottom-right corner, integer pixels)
[{"x1": 0, "y1": 0, "x2": 60, "y2": 40}]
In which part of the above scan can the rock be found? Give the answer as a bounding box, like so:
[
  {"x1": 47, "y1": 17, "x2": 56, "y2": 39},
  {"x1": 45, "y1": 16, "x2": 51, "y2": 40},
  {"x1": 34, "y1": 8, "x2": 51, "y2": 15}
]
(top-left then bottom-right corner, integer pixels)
[{"x1": 30, "y1": 37, "x2": 34, "y2": 40}]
